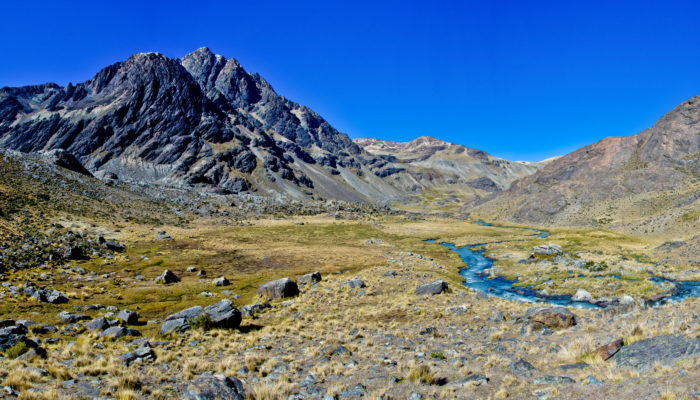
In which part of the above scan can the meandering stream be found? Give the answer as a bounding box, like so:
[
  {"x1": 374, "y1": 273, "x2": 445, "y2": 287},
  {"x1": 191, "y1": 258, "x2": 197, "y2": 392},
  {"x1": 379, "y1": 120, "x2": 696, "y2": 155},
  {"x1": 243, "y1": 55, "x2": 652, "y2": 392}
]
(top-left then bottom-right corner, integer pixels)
[{"x1": 430, "y1": 221, "x2": 700, "y2": 308}]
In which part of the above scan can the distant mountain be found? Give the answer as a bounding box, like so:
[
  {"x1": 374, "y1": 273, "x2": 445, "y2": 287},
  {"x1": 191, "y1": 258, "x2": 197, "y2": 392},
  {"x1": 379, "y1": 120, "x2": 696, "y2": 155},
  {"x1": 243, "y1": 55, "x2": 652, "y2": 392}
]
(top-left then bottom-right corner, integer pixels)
[
  {"x1": 355, "y1": 136, "x2": 546, "y2": 210},
  {"x1": 476, "y1": 95, "x2": 700, "y2": 235},
  {"x1": 0, "y1": 48, "x2": 544, "y2": 204}
]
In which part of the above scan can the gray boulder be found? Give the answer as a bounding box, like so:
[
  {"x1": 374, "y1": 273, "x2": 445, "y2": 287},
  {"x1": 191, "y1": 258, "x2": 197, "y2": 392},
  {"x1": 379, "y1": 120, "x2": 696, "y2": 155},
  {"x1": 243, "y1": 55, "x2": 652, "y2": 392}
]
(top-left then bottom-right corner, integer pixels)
[
  {"x1": 612, "y1": 334, "x2": 700, "y2": 372},
  {"x1": 84, "y1": 317, "x2": 110, "y2": 332},
  {"x1": 33, "y1": 289, "x2": 69, "y2": 304},
  {"x1": 120, "y1": 346, "x2": 156, "y2": 366},
  {"x1": 155, "y1": 269, "x2": 180, "y2": 284},
  {"x1": 118, "y1": 310, "x2": 140, "y2": 325},
  {"x1": 298, "y1": 272, "x2": 322, "y2": 285},
  {"x1": 415, "y1": 280, "x2": 448, "y2": 295},
  {"x1": 213, "y1": 276, "x2": 230, "y2": 286},
  {"x1": 532, "y1": 244, "x2": 563, "y2": 256},
  {"x1": 183, "y1": 373, "x2": 245, "y2": 400},
  {"x1": 102, "y1": 326, "x2": 141, "y2": 339},
  {"x1": 241, "y1": 302, "x2": 271, "y2": 318},
  {"x1": 343, "y1": 279, "x2": 366, "y2": 289},
  {"x1": 257, "y1": 278, "x2": 299, "y2": 300},
  {"x1": 571, "y1": 289, "x2": 593, "y2": 302},
  {"x1": 160, "y1": 301, "x2": 241, "y2": 334}
]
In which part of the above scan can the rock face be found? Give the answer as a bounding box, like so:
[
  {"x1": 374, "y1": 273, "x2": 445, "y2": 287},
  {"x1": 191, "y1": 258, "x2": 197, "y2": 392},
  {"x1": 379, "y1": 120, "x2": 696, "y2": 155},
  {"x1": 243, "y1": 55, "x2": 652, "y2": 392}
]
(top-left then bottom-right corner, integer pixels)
[
  {"x1": 611, "y1": 335, "x2": 700, "y2": 372},
  {"x1": 0, "y1": 48, "x2": 545, "y2": 203},
  {"x1": 183, "y1": 373, "x2": 245, "y2": 400},
  {"x1": 257, "y1": 278, "x2": 299, "y2": 300},
  {"x1": 415, "y1": 280, "x2": 448, "y2": 295},
  {"x1": 522, "y1": 307, "x2": 576, "y2": 332}
]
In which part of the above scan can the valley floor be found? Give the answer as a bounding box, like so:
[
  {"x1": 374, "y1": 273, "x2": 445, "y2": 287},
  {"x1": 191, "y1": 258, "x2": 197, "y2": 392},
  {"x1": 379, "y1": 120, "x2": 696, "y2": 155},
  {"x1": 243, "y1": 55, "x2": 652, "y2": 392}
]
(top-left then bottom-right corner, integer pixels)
[{"x1": 0, "y1": 216, "x2": 698, "y2": 399}]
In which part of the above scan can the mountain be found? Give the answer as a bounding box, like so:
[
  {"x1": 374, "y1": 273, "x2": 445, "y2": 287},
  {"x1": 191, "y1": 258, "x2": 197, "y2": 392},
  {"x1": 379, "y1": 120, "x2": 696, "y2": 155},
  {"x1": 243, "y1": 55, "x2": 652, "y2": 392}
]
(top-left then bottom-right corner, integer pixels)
[
  {"x1": 0, "y1": 48, "x2": 543, "y2": 205},
  {"x1": 354, "y1": 136, "x2": 546, "y2": 211},
  {"x1": 475, "y1": 95, "x2": 700, "y2": 236}
]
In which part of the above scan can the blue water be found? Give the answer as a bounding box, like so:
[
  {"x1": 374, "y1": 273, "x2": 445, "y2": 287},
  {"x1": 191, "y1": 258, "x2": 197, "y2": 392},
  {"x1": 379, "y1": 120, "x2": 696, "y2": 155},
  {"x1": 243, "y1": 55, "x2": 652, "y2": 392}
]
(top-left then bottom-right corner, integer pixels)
[{"x1": 429, "y1": 222, "x2": 700, "y2": 308}]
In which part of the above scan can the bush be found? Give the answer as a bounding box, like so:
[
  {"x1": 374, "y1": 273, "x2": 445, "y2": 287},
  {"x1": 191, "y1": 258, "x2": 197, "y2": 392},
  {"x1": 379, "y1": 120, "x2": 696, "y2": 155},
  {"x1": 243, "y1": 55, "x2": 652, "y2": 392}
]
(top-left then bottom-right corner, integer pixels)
[
  {"x1": 5, "y1": 341, "x2": 30, "y2": 359},
  {"x1": 190, "y1": 314, "x2": 214, "y2": 331}
]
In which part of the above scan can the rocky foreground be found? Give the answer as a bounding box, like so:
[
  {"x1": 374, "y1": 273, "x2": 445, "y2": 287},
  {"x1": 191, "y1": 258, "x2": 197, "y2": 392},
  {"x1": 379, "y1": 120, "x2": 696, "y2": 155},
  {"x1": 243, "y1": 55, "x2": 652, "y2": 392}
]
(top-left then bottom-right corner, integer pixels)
[{"x1": 0, "y1": 239, "x2": 698, "y2": 400}]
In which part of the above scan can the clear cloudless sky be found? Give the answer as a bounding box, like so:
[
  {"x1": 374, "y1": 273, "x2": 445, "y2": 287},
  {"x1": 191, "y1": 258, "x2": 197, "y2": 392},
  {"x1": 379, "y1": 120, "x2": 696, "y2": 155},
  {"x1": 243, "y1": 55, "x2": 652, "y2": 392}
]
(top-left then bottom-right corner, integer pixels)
[{"x1": 2, "y1": 0, "x2": 700, "y2": 161}]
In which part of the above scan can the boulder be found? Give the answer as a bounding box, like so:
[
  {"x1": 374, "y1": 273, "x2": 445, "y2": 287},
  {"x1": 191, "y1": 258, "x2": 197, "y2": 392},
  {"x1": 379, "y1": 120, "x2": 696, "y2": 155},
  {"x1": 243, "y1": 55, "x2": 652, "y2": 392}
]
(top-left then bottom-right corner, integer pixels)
[
  {"x1": 241, "y1": 302, "x2": 271, "y2": 318},
  {"x1": 510, "y1": 358, "x2": 537, "y2": 378},
  {"x1": 203, "y1": 300, "x2": 242, "y2": 328},
  {"x1": 572, "y1": 289, "x2": 593, "y2": 302},
  {"x1": 120, "y1": 346, "x2": 156, "y2": 366},
  {"x1": 532, "y1": 244, "x2": 563, "y2": 257},
  {"x1": 104, "y1": 240, "x2": 125, "y2": 252},
  {"x1": 160, "y1": 301, "x2": 241, "y2": 334},
  {"x1": 343, "y1": 279, "x2": 366, "y2": 289},
  {"x1": 523, "y1": 307, "x2": 576, "y2": 332},
  {"x1": 155, "y1": 269, "x2": 180, "y2": 284},
  {"x1": 101, "y1": 326, "x2": 141, "y2": 340},
  {"x1": 37, "y1": 149, "x2": 93, "y2": 177},
  {"x1": 595, "y1": 338, "x2": 623, "y2": 360},
  {"x1": 64, "y1": 245, "x2": 86, "y2": 260},
  {"x1": 59, "y1": 311, "x2": 90, "y2": 323},
  {"x1": 257, "y1": 278, "x2": 299, "y2": 300},
  {"x1": 84, "y1": 317, "x2": 110, "y2": 332},
  {"x1": 612, "y1": 334, "x2": 700, "y2": 372},
  {"x1": 118, "y1": 310, "x2": 140, "y2": 325},
  {"x1": 33, "y1": 289, "x2": 69, "y2": 304},
  {"x1": 298, "y1": 272, "x2": 322, "y2": 285},
  {"x1": 183, "y1": 374, "x2": 245, "y2": 400},
  {"x1": 213, "y1": 276, "x2": 230, "y2": 287},
  {"x1": 415, "y1": 280, "x2": 448, "y2": 295}
]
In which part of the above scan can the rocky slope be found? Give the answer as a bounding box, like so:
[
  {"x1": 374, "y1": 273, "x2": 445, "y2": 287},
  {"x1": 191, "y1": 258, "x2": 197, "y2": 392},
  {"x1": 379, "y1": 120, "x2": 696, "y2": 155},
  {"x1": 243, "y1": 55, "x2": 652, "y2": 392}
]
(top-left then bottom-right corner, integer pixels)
[
  {"x1": 475, "y1": 95, "x2": 700, "y2": 237},
  {"x1": 0, "y1": 48, "x2": 543, "y2": 206},
  {"x1": 355, "y1": 136, "x2": 546, "y2": 211}
]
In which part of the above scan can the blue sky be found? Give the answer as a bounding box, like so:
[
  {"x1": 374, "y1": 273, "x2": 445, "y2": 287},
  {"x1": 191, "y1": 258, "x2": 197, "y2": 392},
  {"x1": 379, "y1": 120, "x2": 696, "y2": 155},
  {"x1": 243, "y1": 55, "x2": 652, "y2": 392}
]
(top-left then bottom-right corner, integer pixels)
[{"x1": 2, "y1": 1, "x2": 700, "y2": 161}]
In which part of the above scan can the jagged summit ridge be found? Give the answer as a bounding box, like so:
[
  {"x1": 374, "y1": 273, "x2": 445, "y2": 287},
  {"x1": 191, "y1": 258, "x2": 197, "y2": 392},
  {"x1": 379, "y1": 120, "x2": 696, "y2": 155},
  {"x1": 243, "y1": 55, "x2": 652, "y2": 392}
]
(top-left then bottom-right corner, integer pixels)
[{"x1": 0, "y1": 48, "x2": 544, "y2": 203}]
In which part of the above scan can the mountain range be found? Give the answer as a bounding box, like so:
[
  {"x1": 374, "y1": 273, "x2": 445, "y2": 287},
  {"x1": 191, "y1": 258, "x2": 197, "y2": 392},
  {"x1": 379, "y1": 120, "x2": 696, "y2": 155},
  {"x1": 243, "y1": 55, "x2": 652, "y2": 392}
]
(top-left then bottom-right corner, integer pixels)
[
  {"x1": 0, "y1": 47, "x2": 698, "y2": 233},
  {"x1": 0, "y1": 48, "x2": 540, "y2": 204}
]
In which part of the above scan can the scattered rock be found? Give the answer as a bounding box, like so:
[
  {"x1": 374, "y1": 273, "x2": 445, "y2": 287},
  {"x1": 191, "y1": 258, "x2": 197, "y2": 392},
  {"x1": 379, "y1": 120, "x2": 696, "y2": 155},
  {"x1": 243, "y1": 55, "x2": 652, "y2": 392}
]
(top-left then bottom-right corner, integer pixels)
[
  {"x1": 160, "y1": 300, "x2": 241, "y2": 334},
  {"x1": 183, "y1": 373, "x2": 245, "y2": 400},
  {"x1": 120, "y1": 346, "x2": 156, "y2": 366},
  {"x1": 104, "y1": 240, "x2": 125, "y2": 252},
  {"x1": 298, "y1": 271, "x2": 322, "y2": 285},
  {"x1": 33, "y1": 289, "x2": 69, "y2": 304},
  {"x1": 522, "y1": 307, "x2": 576, "y2": 333},
  {"x1": 510, "y1": 358, "x2": 537, "y2": 378},
  {"x1": 118, "y1": 310, "x2": 140, "y2": 325},
  {"x1": 572, "y1": 289, "x2": 593, "y2": 302},
  {"x1": 59, "y1": 311, "x2": 90, "y2": 323},
  {"x1": 101, "y1": 326, "x2": 141, "y2": 339},
  {"x1": 533, "y1": 376, "x2": 575, "y2": 385},
  {"x1": 532, "y1": 244, "x2": 563, "y2": 257},
  {"x1": 213, "y1": 276, "x2": 230, "y2": 287},
  {"x1": 596, "y1": 338, "x2": 623, "y2": 360},
  {"x1": 257, "y1": 278, "x2": 299, "y2": 300},
  {"x1": 84, "y1": 317, "x2": 110, "y2": 332},
  {"x1": 415, "y1": 280, "x2": 448, "y2": 295},
  {"x1": 241, "y1": 302, "x2": 271, "y2": 318},
  {"x1": 343, "y1": 279, "x2": 366, "y2": 289},
  {"x1": 155, "y1": 269, "x2": 180, "y2": 284}
]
